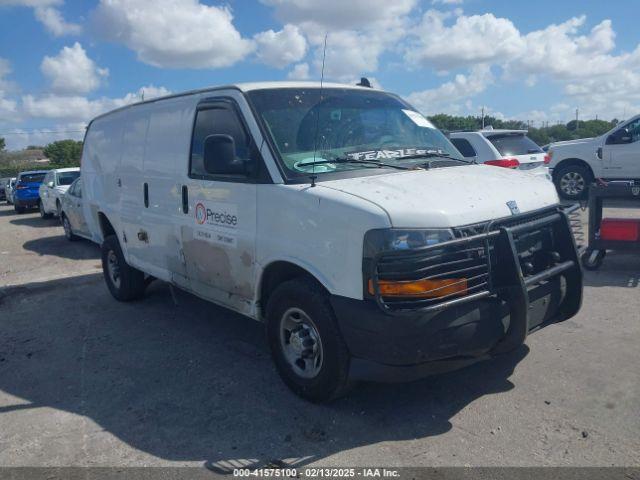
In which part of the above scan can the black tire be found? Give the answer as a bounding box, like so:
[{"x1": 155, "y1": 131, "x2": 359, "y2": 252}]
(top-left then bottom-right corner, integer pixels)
[
  {"x1": 554, "y1": 164, "x2": 593, "y2": 200},
  {"x1": 101, "y1": 234, "x2": 146, "y2": 301},
  {"x1": 14, "y1": 204, "x2": 25, "y2": 214},
  {"x1": 581, "y1": 249, "x2": 606, "y2": 271},
  {"x1": 56, "y1": 200, "x2": 62, "y2": 218},
  {"x1": 39, "y1": 200, "x2": 52, "y2": 219},
  {"x1": 266, "y1": 277, "x2": 352, "y2": 402},
  {"x1": 61, "y1": 213, "x2": 78, "y2": 241}
]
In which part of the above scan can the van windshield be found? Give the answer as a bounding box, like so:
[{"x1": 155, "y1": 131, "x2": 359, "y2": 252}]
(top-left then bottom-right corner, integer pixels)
[{"x1": 247, "y1": 88, "x2": 464, "y2": 179}]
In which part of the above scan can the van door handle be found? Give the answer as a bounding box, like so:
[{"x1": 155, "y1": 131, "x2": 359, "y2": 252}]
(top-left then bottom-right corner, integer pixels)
[
  {"x1": 181, "y1": 185, "x2": 189, "y2": 214},
  {"x1": 143, "y1": 183, "x2": 149, "y2": 208}
]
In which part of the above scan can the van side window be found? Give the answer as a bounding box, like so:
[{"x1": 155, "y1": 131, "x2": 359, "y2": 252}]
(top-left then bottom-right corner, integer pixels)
[{"x1": 190, "y1": 106, "x2": 250, "y2": 176}]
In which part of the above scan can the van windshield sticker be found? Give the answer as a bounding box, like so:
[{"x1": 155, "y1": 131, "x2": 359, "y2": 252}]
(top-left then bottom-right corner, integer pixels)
[
  {"x1": 347, "y1": 147, "x2": 445, "y2": 161},
  {"x1": 402, "y1": 109, "x2": 436, "y2": 129}
]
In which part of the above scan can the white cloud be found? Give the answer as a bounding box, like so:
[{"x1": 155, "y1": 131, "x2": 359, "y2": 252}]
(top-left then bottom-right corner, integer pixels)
[
  {"x1": 432, "y1": 0, "x2": 464, "y2": 4},
  {"x1": 41, "y1": 43, "x2": 108, "y2": 94},
  {"x1": 404, "y1": 10, "x2": 640, "y2": 121},
  {"x1": 405, "y1": 64, "x2": 494, "y2": 115},
  {"x1": 287, "y1": 62, "x2": 310, "y2": 80},
  {"x1": 34, "y1": 5, "x2": 81, "y2": 35},
  {"x1": 260, "y1": 0, "x2": 418, "y2": 82},
  {"x1": 0, "y1": 0, "x2": 81, "y2": 36},
  {"x1": 260, "y1": 0, "x2": 417, "y2": 30},
  {"x1": 406, "y1": 10, "x2": 524, "y2": 70},
  {"x1": 254, "y1": 24, "x2": 307, "y2": 68},
  {"x1": 0, "y1": 58, "x2": 18, "y2": 119},
  {"x1": 2, "y1": 123, "x2": 86, "y2": 150},
  {"x1": 92, "y1": 0, "x2": 254, "y2": 69},
  {"x1": 21, "y1": 85, "x2": 171, "y2": 122}
]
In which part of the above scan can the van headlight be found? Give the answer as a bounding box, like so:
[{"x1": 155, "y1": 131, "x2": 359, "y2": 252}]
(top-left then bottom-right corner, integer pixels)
[
  {"x1": 363, "y1": 228, "x2": 465, "y2": 299},
  {"x1": 363, "y1": 228, "x2": 455, "y2": 257}
]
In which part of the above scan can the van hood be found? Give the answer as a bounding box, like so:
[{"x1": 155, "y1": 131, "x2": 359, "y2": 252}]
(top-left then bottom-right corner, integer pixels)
[{"x1": 319, "y1": 165, "x2": 559, "y2": 228}]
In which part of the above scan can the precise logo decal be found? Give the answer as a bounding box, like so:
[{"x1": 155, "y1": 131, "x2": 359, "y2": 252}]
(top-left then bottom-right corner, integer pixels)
[
  {"x1": 194, "y1": 202, "x2": 238, "y2": 228},
  {"x1": 195, "y1": 202, "x2": 207, "y2": 225}
]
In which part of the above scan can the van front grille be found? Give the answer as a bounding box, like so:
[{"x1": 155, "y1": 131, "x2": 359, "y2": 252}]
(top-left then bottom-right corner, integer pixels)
[{"x1": 369, "y1": 208, "x2": 563, "y2": 313}]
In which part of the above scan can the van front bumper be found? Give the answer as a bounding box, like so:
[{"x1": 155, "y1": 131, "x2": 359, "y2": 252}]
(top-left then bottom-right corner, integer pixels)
[
  {"x1": 331, "y1": 278, "x2": 566, "y2": 382},
  {"x1": 333, "y1": 206, "x2": 583, "y2": 382}
]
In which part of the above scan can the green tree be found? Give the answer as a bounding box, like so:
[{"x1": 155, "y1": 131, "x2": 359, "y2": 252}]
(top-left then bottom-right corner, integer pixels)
[
  {"x1": 0, "y1": 137, "x2": 5, "y2": 152},
  {"x1": 43, "y1": 139, "x2": 83, "y2": 167}
]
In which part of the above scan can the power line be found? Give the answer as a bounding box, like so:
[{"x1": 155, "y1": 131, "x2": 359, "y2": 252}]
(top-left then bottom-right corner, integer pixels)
[{"x1": 0, "y1": 129, "x2": 86, "y2": 136}]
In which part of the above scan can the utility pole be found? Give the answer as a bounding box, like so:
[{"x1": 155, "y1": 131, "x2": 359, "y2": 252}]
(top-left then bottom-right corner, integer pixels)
[
  {"x1": 481, "y1": 106, "x2": 485, "y2": 129},
  {"x1": 575, "y1": 108, "x2": 579, "y2": 134},
  {"x1": 141, "y1": 89, "x2": 145, "y2": 101}
]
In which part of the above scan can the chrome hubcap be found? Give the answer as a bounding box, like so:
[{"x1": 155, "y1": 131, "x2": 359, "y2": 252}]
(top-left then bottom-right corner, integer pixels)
[
  {"x1": 279, "y1": 307, "x2": 323, "y2": 379},
  {"x1": 560, "y1": 172, "x2": 585, "y2": 196},
  {"x1": 107, "y1": 250, "x2": 121, "y2": 288}
]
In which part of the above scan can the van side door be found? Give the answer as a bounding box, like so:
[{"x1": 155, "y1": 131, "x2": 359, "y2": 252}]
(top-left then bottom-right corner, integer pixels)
[
  {"x1": 603, "y1": 117, "x2": 640, "y2": 178},
  {"x1": 179, "y1": 98, "x2": 261, "y2": 315}
]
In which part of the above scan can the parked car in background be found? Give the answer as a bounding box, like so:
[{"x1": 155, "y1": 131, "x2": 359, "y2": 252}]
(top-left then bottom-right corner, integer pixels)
[
  {"x1": 548, "y1": 114, "x2": 640, "y2": 199},
  {"x1": 59, "y1": 177, "x2": 92, "y2": 241},
  {"x1": 5, "y1": 177, "x2": 17, "y2": 204},
  {"x1": 0, "y1": 178, "x2": 6, "y2": 201},
  {"x1": 38, "y1": 167, "x2": 80, "y2": 218},
  {"x1": 13, "y1": 170, "x2": 48, "y2": 213},
  {"x1": 449, "y1": 128, "x2": 551, "y2": 180}
]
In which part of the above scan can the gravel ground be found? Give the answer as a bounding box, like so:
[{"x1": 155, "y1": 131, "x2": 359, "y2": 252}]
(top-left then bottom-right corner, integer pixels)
[{"x1": 0, "y1": 201, "x2": 638, "y2": 469}]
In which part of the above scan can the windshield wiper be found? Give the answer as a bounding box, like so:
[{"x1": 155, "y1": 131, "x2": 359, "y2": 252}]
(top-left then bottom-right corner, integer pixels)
[
  {"x1": 396, "y1": 151, "x2": 475, "y2": 169},
  {"x1": 297, "y1": 157, "x2": 411, "y2": 171}
]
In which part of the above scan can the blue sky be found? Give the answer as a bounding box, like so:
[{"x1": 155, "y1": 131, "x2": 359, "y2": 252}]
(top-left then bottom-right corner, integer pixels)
[{"x1": 0, "y1": 0, "x2": 639, "y2": 149}]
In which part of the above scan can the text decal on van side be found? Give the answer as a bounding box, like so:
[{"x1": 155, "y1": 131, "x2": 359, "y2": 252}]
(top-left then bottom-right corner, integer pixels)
[{"x1": 195, "y1": 202, "x2": 238, "y2": 228}]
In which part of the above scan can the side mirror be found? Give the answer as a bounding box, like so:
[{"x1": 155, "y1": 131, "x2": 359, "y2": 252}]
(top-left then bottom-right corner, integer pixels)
[
  {"x1": 203, "y1": 134, "x2": 246, "y2": 175},
  {"x1": 47, "y1": 181, "x2": 54, "y2": 188},
  {"x1": 597, "y1": 147, "x2": 603, "y2": 159}
]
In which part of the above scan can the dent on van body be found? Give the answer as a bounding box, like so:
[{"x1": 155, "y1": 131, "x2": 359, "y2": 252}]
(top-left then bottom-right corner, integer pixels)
[{"x1": 181, "y1": 225, "x2": 254, "y2": 313}]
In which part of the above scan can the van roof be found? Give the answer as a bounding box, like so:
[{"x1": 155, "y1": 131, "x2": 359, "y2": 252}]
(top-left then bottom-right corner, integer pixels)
[
  {"x1": 50, "y1": 167, "x2": 80, "y2": 173},
  {"x1": 90, "y1": 81, "x2": 381, "y2": 123},
  {"x1": 18, "y1": 170, "x2": 49, "y2": 176}
]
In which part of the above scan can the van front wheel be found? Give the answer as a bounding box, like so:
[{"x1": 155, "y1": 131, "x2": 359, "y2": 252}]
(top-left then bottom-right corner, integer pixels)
[
  {"x1": 266, "y1": 278, "x2": 351, "y2": 402},
  {"x1": 101, "y1": 235, "x2": 146, "y2": 301}
]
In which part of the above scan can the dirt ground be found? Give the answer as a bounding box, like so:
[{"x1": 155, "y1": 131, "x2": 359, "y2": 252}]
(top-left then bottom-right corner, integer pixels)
[{"x1": 0, "y1": 202, "x2": 638, "y2": 469}]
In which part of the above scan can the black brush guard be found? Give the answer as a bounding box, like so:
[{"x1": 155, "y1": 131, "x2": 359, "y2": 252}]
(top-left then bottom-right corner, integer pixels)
[{"x1": 368, "y1": 206, "x2": 583, "y2": 353}]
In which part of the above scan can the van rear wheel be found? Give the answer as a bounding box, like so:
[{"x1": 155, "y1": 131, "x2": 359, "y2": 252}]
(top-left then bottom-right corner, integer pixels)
[
  {"x1": 101, "y1": 235, "x2": 146, "y2": 301},
  {"x1": 266, "y1": 278, "x2": 351, "y2": 402}
]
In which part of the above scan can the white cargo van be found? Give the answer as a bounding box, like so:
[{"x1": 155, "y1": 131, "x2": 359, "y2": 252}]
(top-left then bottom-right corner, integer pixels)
[{"x1": 82, "y1": 82, "x2": 582, "y2": 401}]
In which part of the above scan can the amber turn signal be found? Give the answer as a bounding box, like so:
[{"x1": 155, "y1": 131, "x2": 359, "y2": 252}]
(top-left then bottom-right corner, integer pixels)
[{"x1": 368, "y1": 278, "x2": 467, "y2": 298}]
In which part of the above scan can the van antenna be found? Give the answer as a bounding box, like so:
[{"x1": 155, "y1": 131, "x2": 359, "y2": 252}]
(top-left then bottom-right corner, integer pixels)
[{"x1": 310, "y1": 33, "x2": 328, "y2": 188}]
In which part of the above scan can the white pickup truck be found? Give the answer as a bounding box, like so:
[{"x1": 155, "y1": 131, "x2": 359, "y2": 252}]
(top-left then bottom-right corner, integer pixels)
[
  {"x1": 548, "y1": 115, "x2": 640, "y2": 199},
  {"x1": 81, "y1": 82, "x2": 583, "y2": 401}
]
